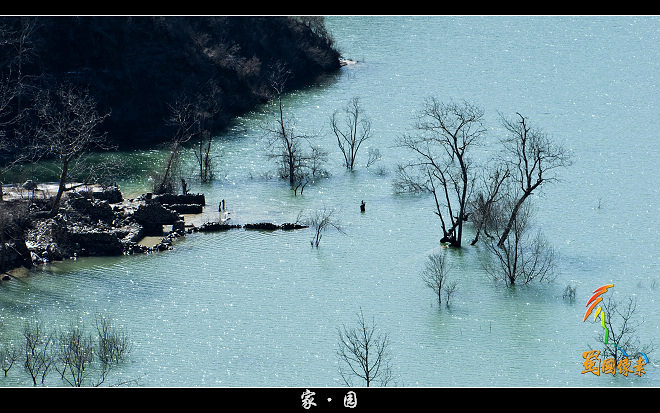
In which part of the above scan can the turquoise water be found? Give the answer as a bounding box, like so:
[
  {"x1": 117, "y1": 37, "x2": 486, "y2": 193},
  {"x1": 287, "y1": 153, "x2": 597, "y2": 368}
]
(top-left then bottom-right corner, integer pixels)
[{"x1": 0, "y1": 16, "x2": 658, "y2": 387}]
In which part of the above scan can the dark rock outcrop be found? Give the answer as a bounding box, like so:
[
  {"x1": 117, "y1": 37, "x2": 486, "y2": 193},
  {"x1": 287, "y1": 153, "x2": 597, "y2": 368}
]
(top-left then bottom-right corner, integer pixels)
[
  {"x1": 153, "y1": 193, "x2": 206, "y2": 206},
  {"x1": 244, "y1": 222, "x2": 280, "y2": 231},
  {"x1": 89, "y1": 186, "x2": 123, "y2": 203},
  {"x1": 152, "y1": 193, "x2": 205, "y2": 214},
  {"x1": 193, "y1": 221, "x2": 308, "y2": 233},
  {"x1": 2, "y1": 239, "x2": 32, "y2": 270},
  {"x1": 244, "y1": 222, "x2": 309, "y2": 231},
  {"x1": 2, "y1": 184, "x2": 311, "y2": 276},
  {"x1": 281, "y1": 223, "x2": 309, "y2": 230},
  {"x1": 19, "y1": 186, "x2": 185, "y2": 266},
  {"x1": 66, "y1": 192, "x2": 115, "y2": 224},
  {"x1": 196, "y1": 222, "x2": 241, "y2": 232},
  {"x1": 66, "y1": 227, "x2": 126, "y2": 256},
  {"x1": 132, "y1": 200, "x2": 180, "y2": 235}
]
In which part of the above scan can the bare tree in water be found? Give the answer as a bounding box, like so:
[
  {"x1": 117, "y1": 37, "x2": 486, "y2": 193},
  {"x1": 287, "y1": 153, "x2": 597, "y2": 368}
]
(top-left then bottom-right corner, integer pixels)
[
  {"x1": 468, "y1": 161, "x2": 510, "y2": 245},
  {"x1": 396, "y1": 99, "x2": 486, "y2": 247},
  {"x1": 592, "y1": 295, "x2": 655, "y2": 367},
  {"x1": 264, "y1": 62, "x2": 328, "y2": 195},
  {"x1": 55, "y1": 322, "x2": 94, "y2": 387},
  {"x1": 331, "y1": 96, "x2": 372, "y2": 170},
  {"x1": 21, "y1": 320, "x2": 53, "y2": 386},
  {"x1": 188, "y1": 80, "x2": 220, "y2": 183},
  {"x1": 422, "y1": 250, "x2": 457, "y2": 307},
  {"x1": 482, "y1": 198, "x2": 556, "y2": 286},
  {"x1": 153, "y1": 94, "x2": 196, "y2": 195},
  {"x1": 337, "y1": 309, "x2": 393, "y2": 387},
  {"x1": 306, "y1": 206, "x2": 344, "y2": 247},
  {"x1": 496, "y1": 112, "x2": 570, "y2": 247}
]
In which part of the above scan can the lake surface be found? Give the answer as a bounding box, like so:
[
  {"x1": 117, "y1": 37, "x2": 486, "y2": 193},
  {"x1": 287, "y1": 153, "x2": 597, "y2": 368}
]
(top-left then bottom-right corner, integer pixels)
[{"x1": 0, "y1": 15, "x2": 658, "y2": 387}]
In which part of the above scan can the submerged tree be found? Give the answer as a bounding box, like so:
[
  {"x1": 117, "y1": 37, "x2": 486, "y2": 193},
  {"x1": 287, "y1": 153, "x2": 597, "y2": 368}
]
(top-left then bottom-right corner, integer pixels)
[
  {"x1": 306, "y1": 206, "x2": 344, "y2": 248},
  {"x1": 482, "y1": 199, "x2": 556, "y2": 286},
  {"x1": 496, "y1": 112, "x2": 570, "y2": 247},
  {"x1": 22, "y1": 320, "x2": 53, "y2": 386},
  {"x1": 592, "y1": 295, "x2": 655, "y2": 368},
  {"x1": 468, "y1": 162, "x2": 511, "y2": 245},
  {"x1": 421, "y1": 251, "x2": 457, "y2": 308},
  {"x1": 153, "y1": 81, "x2": 222, "y2": 194},
  {"x1": 93, "y1": 314, "x2": 133, "y2": 386},
  {"x1": 9, "y1": 314, "x2": 133, "y2": 387},
  {"x1": 56, "y1": 323, "x2": 94, "y2": 387},
  {"x1": 331, "y1": 96, "x2": 372, "y2": 170},
  {"x1": 187, "y1": 80, "x2": 220, "y2": 183},
  {"x1": 95, "y1": 313, "x2": 132, "y2": 367},
  {"x1": 0, "y1": 342, "x2": 18, "y2": 376},
  {"x1": 54, "y1": 315, "x2": 133, "y2": 387},
  {"x1": 153, "y1": 95, "x2": 196, "y2": 195},
  {"x1": 265, "y1": 62, "x2": 328, "y2": 195},
  {"x1": 337, "y1": 309, "x2": 393, "y2": 387},
  {"x1": 396, "y1": 99, "x2": 486, "y2": 247}
]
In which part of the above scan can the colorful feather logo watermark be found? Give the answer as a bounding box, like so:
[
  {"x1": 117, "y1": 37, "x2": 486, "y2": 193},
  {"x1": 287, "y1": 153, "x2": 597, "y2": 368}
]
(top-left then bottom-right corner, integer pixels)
[
  {"x1": 583, "y1": 284, "x2": 613, "y2": 344},
  {"x1": 583, "y1": 284, "x2": 649, "y2": 363}
]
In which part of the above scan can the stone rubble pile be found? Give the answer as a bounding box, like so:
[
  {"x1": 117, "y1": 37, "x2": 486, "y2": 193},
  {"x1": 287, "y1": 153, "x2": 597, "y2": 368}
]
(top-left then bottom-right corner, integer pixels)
[{"x1": 2, "y1": 185, "x2": 308, "y2": 275}]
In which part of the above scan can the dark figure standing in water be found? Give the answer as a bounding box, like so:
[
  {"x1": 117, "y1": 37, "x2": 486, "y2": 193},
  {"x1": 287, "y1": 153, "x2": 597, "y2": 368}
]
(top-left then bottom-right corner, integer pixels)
[{"x1": 360, "y1": 200, "x2": 365, "y2": 212}]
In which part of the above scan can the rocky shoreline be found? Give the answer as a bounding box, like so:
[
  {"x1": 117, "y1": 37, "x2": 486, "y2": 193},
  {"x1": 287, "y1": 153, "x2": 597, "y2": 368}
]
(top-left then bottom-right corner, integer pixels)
[{"x1": 1, "y1": 183, "x2": 307, "y2": 278}]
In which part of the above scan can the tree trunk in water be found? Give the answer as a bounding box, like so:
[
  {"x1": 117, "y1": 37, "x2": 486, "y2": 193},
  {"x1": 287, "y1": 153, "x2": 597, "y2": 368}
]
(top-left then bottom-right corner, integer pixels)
[
  {"x1": 497, "y1": 191, "x2": 530, "y2": 248},
  {"x1": 470, "y1": 224, "x2": 482, "y2": 246},
  {"x1": 441, "y1": 232, "x2": 461, "y2": 248},
  {"x1": 49, "y1": 160, "x2": 69, "y2": 217}
]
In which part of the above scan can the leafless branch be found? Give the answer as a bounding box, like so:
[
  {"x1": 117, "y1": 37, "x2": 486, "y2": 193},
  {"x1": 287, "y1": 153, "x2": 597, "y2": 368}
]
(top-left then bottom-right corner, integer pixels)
[
  {"x1": 331, "y1": 96, "x2": 372, "y2": 170},
  {"x1": 337, "y1": 309, "x2": 393, "y2": 387}
]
